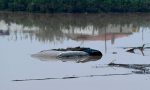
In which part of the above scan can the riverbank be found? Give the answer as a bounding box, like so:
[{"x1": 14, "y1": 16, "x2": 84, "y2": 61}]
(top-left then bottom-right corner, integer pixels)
[{"x1": 0, "y1": 0, "x2": 150, "y2": 13}]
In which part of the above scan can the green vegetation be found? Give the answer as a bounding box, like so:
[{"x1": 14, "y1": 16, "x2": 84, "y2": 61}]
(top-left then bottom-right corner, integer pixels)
[{"x1": 0, "y1": 0, "x2": 150, "y2": 13}]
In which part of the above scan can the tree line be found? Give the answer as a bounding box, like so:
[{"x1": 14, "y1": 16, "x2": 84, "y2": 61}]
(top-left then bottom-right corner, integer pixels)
[{"x1": 0, "y1": 0, "x2": 150, "y2": 13}]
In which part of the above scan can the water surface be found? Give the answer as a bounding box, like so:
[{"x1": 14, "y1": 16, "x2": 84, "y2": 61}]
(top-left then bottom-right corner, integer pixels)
[{"x1": 1, "y1": 12, "x2": 150, "y2": 90}]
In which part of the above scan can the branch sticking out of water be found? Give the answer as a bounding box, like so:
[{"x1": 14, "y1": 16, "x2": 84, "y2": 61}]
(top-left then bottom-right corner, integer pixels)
[{"x1": 118, "y1": 43, "x2": 150, "y2": 56}]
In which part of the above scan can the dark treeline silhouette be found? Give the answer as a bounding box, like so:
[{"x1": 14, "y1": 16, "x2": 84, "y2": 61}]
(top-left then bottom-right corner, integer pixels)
[{"x1": 0, "y1": 0, "x2": 150, "y2": 13}]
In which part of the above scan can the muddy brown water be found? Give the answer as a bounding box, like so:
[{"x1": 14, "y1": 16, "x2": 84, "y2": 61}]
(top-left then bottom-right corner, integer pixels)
[{"x1": 0, "y1": 12, "x2": 150, "y2": 90}]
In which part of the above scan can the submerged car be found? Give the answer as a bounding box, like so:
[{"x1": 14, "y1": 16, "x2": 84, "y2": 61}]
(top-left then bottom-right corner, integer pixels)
[{"x1": 31, "y1": 47, "x2": 102, "y2": 63}]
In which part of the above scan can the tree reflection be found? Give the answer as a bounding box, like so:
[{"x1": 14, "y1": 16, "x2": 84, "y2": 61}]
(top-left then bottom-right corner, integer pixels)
[{"x1": 0, "y1": 12, "x2": 150, "y2": 43}]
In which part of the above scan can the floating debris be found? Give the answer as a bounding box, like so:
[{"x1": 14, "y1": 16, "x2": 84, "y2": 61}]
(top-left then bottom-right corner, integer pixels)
[
  {"x1": 112, "y1": 52, "x2": 117, "y2": 54},
  {"x1": 120, "y1": 44, "x2": 150, "y2": 56},
  {"x1": 108, "y1": 62, "x2": 150, "y2": 74},
  {"x1": 132, "y1": 70, "x2": 150, "y2": 74},
  {"x1": 31, "y1": 47, "x2": 102, "y2": 63}
]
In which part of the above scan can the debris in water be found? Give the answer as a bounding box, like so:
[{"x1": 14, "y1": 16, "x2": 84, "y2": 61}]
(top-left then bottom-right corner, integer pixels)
[
  {"x1": 120, "y1": 44, "x2": 150, "y2": 56},
  {"x1": 108, "y1": 62, "x2": 150, "y2": 74},
  {"x1": 112, "y1": 52, "x2": 117, "y2": 54}
]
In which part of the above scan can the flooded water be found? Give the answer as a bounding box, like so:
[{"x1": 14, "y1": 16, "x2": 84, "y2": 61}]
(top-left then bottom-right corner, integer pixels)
[{"x1": 1, "y1": 12, "x2": 150, "y2": 90}]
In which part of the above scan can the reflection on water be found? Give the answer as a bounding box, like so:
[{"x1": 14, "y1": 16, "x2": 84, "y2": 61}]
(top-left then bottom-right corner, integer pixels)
[{"x1": 1, "y1": 12, "x2": 150, "y2": 44}]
